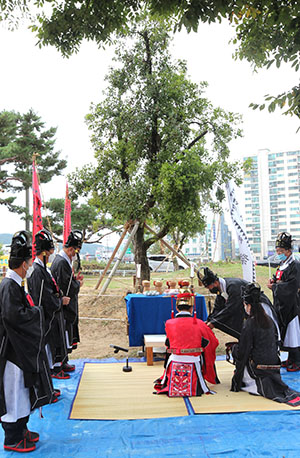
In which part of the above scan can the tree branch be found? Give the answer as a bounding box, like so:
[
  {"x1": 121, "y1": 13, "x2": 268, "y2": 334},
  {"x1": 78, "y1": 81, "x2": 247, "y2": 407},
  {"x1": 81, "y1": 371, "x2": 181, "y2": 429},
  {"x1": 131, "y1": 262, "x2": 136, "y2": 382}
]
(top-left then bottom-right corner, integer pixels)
[
  {"x1": 187, "y1": 129, "x2": 208, "y2": 149},
  {"x1": 0, "y1": 176, "x2": 24, "y2": 187}
]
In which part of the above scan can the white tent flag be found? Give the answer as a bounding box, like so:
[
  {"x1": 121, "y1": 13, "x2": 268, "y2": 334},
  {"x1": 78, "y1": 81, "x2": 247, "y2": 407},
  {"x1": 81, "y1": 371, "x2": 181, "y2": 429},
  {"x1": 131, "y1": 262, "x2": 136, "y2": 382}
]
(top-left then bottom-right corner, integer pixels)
[{"x1": 226, "y1": 180, "x2": 256, "y2": 282}]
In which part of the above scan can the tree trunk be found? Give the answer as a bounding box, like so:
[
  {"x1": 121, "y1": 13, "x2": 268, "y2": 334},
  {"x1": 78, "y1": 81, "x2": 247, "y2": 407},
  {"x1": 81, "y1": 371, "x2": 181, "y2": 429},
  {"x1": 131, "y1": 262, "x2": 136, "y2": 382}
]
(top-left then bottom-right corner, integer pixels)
[
  {"x1": 172, "y1": 255, "x2": 179, "y2": 271},
  {"x1": 133, "y1": 225, "x2": 151, "y2": 282}
]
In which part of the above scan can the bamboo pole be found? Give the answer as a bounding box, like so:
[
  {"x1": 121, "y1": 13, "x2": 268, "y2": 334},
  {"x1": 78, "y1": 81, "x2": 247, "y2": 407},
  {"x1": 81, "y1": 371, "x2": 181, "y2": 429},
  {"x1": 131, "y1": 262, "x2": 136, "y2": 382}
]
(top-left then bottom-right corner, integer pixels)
[
  {"x1": 94, "y1": 222, "x2": 130, "y2": 290},
  {"x1": 98, "y1": 221, "x2": 140, "y2": 296}
]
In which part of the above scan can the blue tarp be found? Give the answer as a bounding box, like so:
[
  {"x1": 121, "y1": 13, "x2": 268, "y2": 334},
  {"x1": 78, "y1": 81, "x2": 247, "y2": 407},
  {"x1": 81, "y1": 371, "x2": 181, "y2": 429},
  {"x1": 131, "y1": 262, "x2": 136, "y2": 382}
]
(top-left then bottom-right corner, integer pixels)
[{"x1": 1, "y1": 357, "x2": 300, "y2": 457}]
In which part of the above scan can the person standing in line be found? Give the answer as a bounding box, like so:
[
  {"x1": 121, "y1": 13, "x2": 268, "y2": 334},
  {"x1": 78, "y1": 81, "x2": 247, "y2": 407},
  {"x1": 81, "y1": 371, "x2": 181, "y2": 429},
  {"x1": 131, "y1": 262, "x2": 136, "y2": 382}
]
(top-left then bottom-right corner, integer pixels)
[
  {"x1": 0, "y1": 231, "x2": 53, "y2": 452},
  {"x1": 28, "y1": 229, "x2": 70, "y2": 381},
  {"x1": 267, "y1": 232, "x2": 300, "y2": 371},
  {"x1": 50, "y1": 230, "x2": 84, "y2": 373}
]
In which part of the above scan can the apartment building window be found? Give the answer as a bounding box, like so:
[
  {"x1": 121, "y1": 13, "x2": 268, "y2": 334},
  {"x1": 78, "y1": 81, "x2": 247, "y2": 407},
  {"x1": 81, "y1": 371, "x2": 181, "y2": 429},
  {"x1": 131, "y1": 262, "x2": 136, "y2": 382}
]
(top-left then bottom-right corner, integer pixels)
[
  {"x1": 288, "y1": 158, "x2": 297, "y2": 162},
  {"x1": 276, "y1": 153, "x2": 284, "y2": 157}
]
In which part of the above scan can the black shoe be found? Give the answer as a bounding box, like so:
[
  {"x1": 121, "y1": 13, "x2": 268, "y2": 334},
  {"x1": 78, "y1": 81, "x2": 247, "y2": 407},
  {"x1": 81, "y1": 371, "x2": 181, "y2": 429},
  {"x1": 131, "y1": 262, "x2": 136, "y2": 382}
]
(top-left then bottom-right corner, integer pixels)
[
  {"x1": 23, "y1": 429, "x2": 39, "y2": 443},
  {"x1": 51, "y1": 368, "x2": 70, "y2": 380},
  {"x1": 4, "y1": 438, "x2": 36, "y2": 452},
  {"x1": 287, "y1": 363, "x2": 300, "y2": 372},
  {"x1": 62, "y1": 363, "x2": 75, "y2": 372}
]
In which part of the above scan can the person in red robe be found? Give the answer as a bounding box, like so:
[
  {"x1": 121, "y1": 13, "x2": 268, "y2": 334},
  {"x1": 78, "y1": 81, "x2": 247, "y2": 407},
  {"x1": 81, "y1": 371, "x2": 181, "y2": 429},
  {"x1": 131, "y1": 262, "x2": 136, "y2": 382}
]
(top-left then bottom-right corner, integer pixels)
[{"x1": 154, "y1": 293, "x2": 219, "y2": 397}]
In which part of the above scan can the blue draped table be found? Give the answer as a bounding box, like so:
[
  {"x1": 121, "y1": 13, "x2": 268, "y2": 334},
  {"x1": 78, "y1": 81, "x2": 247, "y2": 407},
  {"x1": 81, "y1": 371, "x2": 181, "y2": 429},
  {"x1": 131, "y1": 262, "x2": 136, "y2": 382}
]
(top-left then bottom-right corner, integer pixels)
[{"x1": 125, "y1": 294, "x2": 208, "y2": 347}]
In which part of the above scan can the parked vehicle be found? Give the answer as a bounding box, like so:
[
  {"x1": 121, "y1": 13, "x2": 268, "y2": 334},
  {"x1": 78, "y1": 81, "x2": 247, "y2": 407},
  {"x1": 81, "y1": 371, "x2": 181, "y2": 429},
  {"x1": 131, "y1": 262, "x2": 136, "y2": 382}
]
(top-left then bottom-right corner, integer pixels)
[
  {"x1": 256, "y1": 252, "x2": 300, "y2": 268},
  {"x1": 147, "y1": 254, "x2": 187, "y2": 272}
]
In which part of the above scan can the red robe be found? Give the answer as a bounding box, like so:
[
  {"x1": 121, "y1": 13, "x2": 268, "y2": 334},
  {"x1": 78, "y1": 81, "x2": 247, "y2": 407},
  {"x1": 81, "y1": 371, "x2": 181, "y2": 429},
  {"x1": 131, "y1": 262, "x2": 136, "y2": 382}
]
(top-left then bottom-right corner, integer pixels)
[{"x1": 154, "y1": 316, "x2": 219, "y2": 396}]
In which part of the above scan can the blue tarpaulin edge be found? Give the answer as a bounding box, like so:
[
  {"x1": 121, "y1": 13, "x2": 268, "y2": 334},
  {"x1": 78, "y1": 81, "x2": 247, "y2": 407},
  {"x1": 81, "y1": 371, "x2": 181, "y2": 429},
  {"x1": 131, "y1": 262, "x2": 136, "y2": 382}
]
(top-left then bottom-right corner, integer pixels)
[{"x1": 1, "y1": 357, "x2": 300, "y2": 458}]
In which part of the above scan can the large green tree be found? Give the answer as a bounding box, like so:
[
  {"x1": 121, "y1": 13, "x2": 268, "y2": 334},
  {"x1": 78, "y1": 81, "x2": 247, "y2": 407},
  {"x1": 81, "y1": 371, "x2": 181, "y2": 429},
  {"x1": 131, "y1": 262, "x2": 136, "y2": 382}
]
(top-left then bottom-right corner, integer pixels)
[
  {"x1": 69, "y1": 20, "x2": 242, "y2": 280},
  {"x1": 0, "y1": 109, "x2": 67, "y2": 228},
  {"x1": 3, "y1": 1, "x2": 299, "y2": 117}
]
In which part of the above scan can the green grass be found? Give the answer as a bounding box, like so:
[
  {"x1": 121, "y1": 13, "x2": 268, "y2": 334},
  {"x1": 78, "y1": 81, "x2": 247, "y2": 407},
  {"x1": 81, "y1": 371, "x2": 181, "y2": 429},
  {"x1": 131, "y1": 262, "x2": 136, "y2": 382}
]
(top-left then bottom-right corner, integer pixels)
[{"x1": 83, "y1": 261, "x2": 275, "y2": 299}]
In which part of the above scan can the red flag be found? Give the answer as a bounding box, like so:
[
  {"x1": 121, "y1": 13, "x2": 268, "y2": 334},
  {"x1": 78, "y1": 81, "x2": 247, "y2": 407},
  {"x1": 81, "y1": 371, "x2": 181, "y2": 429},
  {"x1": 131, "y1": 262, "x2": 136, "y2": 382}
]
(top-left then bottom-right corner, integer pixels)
[
  {"x1": 32, "y1": 161, "x2": 43, "y2": 260},
  {"x1": 63, "y1": 182, "x2": 72, "y2": 245}
]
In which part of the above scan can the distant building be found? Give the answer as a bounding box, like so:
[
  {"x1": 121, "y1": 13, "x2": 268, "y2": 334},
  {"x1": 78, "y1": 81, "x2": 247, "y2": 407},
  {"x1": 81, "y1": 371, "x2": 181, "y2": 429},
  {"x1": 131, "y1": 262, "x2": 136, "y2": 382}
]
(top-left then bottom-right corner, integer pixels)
[
  {"x1": 182, "y1": 213, "x2": 233, "y2": 261},
  {"x1": 242, "y1": 149, "x2": 300, "y2": 258}
]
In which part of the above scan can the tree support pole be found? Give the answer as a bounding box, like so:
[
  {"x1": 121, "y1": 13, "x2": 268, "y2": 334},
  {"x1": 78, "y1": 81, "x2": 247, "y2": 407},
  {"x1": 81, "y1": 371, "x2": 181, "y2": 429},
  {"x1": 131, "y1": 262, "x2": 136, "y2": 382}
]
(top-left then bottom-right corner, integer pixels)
[
  {"x1": 94, "y1": 221, "x2": 130, "y2": 290},
  {"x1": 98, "y1": 221, "x2": 140, "y2": 297},
  {"x1": 144, "y1": 223, "x2": 191, "y2": 269}
]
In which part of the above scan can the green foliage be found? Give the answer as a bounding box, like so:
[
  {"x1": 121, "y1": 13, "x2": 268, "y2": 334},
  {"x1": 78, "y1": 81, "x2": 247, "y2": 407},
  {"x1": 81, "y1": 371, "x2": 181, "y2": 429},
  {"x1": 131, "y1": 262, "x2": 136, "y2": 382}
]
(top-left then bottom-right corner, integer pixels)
[
  {"x1": 70, "y1": 20, "x2": 242, "y2": 251},
  {"x1": 0, "y1": 109, "x2": 67, "y2": 215},
  {"x1": 43, "y1": 197, "x2": 118, "y2": 242},
  {"x1": 3, "y1": 0, "x2": 297, "y2": 119},
  {"x1": 231, "y1": 2, "x2": 300, "y2": 118}
]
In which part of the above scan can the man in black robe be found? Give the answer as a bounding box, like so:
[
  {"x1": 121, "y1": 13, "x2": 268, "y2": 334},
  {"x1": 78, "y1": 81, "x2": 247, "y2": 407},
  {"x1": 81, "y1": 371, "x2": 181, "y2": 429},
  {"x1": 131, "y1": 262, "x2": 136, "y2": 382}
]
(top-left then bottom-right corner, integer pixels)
[
  {"x1": 0, "y1": 231, "x2": 53, "y2": 452},
  {"x1": 51, "y1": 230, "x2": 84, "y2": 373},
  {"x1": 27, "y1": 229, "x2": 70, "y2": 380},
  {"x1": 198, "y1": 267, "x2": 277, "y2": 341},
  {"x1": 267, "y1": 232, "x2": 300, "y2": 371}
]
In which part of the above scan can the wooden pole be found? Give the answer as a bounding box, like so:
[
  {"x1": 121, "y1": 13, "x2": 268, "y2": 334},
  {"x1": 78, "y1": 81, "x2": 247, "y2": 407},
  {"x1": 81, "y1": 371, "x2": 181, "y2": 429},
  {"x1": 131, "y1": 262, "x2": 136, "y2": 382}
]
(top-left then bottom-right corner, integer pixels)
[
  {"x1": 94, "y1": 222, "x2": 130, "y2": 290},
  {"x1": 98, "y1": 221, "x2": 140, "y2": 296},
  {"x1": 144, "y1": 223, "x2": 191, "y2": 268}
]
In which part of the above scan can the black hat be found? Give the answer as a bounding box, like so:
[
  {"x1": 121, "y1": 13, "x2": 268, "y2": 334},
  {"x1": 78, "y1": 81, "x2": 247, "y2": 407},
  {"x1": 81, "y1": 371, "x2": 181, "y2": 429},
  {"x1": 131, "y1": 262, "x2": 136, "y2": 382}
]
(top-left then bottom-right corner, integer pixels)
[
  {"x1": 64, "y1": 230, "x2": 83, "y2": 249},
  {"x1": 241, "y1": 282, "x2": 261, "y2": 305},
  {"x1": 10, "y1": 231, "x2": 32, "y2": 261},
  {"x1": 35, "y1": 229, "x2": 54, "y2": 254},
  {"x1": 198, "y1": 267, "x2": 218, "y2": 287},
  {"x1": 275, "y1": 232, "x2": 292, "y2": 250}
]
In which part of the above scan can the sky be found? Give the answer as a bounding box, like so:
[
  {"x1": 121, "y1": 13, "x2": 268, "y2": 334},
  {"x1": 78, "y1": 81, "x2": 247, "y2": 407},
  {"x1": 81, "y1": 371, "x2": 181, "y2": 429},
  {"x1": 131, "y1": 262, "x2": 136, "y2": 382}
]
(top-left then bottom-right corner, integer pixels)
[{"x1": 0, "y1": 18, "x2": 299, "y2": 235}]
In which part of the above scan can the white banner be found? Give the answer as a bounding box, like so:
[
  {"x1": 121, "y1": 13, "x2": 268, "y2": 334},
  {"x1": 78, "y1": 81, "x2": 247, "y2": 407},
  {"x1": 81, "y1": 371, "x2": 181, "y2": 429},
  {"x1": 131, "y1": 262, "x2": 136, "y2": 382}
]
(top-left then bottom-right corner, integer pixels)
[{"x1": 226, "y1": 180, "x2": 256, "y2": 282}]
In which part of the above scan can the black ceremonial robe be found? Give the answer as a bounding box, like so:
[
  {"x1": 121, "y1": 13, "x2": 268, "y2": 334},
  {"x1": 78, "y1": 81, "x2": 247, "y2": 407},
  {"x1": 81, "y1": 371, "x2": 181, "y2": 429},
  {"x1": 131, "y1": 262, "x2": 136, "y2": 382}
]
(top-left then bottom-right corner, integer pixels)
[
  {"x1": 272, "y1": 260, "x2": 300, "y2": 348},
  {"x1": 0, "y1": 277, "x2": 53, "y2": 417},
  {"x1": 231, "y1": 316, "x2": 300, "y2": 406},
  {"x1": 50, "y1": 254, "x2": 80, "y2": 350},
  {"x1": 27, "y1": 262, "x2": 68, "y2": 365},
  {"x1": 207, "y1": 278, "x2": 248, "y2": 339}
]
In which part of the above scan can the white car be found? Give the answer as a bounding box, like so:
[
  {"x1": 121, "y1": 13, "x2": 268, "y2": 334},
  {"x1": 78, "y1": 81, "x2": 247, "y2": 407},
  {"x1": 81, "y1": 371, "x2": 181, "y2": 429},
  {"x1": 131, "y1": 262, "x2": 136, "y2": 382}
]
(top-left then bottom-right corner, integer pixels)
[{"x1": 147, "y1": 254, "x2": 187, "y2": 272}]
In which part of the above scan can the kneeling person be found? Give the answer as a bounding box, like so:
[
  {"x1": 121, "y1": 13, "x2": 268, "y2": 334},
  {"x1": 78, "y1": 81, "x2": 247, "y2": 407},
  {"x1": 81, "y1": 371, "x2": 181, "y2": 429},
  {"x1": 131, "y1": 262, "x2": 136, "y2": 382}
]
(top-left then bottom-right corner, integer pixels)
[
  {"x1": 154, "y1": 293, "x2": 219, "y2": 397},
  {"x1": 231, "y1": 282, "x2": 300, "y2": 406}
]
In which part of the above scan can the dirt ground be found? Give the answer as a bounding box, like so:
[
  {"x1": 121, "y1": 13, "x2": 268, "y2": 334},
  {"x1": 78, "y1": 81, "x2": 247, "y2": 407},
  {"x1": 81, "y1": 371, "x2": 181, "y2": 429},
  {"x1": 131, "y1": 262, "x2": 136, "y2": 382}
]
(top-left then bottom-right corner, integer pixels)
[{"x1": 73, "y1": 281, "x2": 234, "y2": 361}]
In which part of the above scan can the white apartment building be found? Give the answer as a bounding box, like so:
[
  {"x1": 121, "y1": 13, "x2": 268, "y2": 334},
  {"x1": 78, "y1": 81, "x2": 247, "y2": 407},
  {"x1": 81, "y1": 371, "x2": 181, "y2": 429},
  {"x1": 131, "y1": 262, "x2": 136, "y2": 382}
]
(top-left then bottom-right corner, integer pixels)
[{"x1": 243, "y1": 149, "x2": 300, "y2": 258}]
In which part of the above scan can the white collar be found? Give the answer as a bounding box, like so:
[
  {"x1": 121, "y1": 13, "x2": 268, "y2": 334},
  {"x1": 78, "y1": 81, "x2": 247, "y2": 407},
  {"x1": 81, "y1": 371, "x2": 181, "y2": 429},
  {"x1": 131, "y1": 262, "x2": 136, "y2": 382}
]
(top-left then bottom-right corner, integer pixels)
[
  {"x1": 6, "y1": 268, "x2": 23, "y2": 287},
  {"x1": 219, "y1": 277, "x2": 228, "y2": 300},
  {"x1": 59, "y1": 249, "x2": 72, "y2": 268},
  {"x1": 279, "y1": 253, "x2": 295, "y2": 271},
  {"x1": 175, "y1": 311, "x2": 192, "y2": 317},
  {"x1": 34, "y1": 257, "x2": 52, "y2": 276}
]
